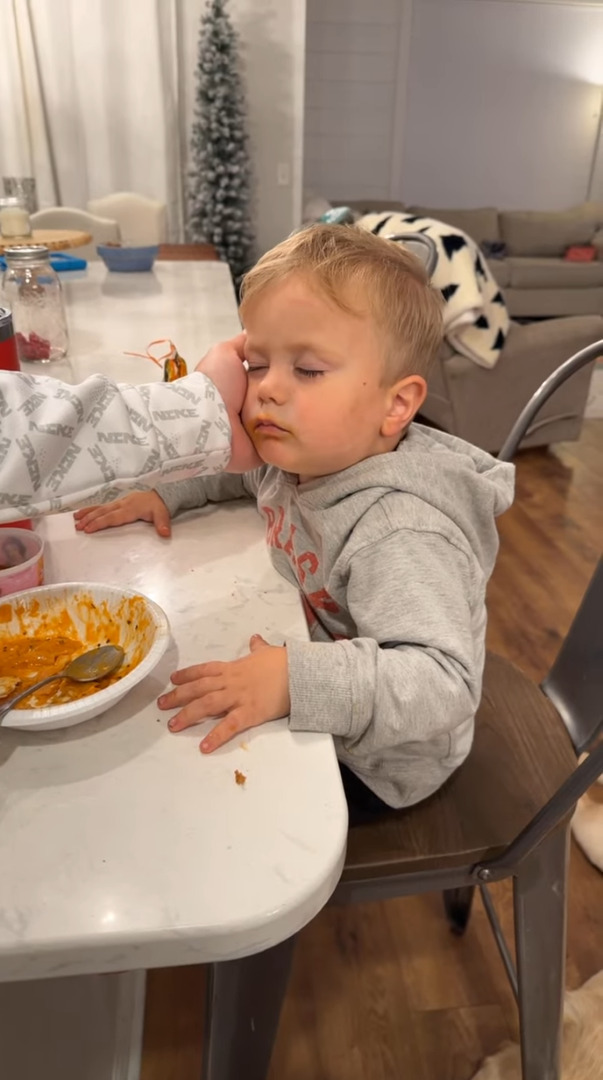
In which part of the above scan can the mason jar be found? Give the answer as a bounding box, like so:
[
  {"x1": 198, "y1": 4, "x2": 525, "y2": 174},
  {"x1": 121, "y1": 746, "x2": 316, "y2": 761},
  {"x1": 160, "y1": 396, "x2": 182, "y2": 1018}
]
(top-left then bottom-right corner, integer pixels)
[
  {"x1": 1, "y1": 245, "x2": 69, "y2": 362},
  {"x1": 0, "y1": 197, "x2": 31, "y2": 239},
  {"x1": 2, "y1": 177, "x2": 38, "y2": 215}
]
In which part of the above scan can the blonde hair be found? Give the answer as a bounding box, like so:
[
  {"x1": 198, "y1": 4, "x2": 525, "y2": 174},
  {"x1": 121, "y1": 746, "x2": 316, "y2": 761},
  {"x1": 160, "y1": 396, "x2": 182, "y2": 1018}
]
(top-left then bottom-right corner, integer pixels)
[{"x1": 239, "y1": 223, "x2": 443, "y2": 381}]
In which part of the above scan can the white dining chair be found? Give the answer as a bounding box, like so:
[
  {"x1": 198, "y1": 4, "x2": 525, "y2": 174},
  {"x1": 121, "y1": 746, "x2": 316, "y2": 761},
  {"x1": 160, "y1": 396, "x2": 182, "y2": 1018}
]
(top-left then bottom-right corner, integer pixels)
[
  {"x1": 30, "y1": 208, "x2": 120, "y2": 261},
  {"x1": 87, "y1": 192, "x2": 167, "y2": 245}
]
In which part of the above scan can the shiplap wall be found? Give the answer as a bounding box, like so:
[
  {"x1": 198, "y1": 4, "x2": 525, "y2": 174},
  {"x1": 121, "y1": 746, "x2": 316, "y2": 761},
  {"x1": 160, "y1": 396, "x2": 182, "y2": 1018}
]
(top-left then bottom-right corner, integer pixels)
[
  {"x1": 404, "y1": 0, "x2": 603, "y2": 209},
  {"x1": 303, "y1": 0, "x2": 405, "y2": 202},
  {"x1": 304, "y1": 0, "x2": 603, "y2": 211}
]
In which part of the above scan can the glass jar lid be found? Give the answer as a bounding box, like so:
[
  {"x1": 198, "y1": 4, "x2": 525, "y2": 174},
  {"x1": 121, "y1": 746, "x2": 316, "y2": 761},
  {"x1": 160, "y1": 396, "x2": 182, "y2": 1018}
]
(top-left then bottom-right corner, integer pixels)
[
  {"x1": 3, "y1": 245, "x2": 50, "y2": 262},
  {"x1": 0, "y1": 197, "x2": 25, "y2": 208}
]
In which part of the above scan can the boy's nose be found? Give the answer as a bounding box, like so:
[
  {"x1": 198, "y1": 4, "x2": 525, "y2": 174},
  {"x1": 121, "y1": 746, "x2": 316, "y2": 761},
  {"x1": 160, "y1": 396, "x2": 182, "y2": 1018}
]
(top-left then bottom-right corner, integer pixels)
[{"x1": 257, "y1": 369, "x2": 287, "y2": 404}]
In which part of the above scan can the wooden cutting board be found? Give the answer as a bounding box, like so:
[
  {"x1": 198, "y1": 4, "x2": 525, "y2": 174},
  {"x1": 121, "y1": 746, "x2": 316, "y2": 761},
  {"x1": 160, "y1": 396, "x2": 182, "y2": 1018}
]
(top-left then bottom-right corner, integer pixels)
[{"x1": 0, "y1": 229, "x2": 92, "y2": 253}]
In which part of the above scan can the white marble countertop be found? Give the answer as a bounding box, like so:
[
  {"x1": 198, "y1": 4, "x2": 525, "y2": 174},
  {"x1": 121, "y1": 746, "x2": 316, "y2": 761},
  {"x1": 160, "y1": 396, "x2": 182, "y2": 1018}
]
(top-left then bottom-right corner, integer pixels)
[
  {"x1": 2, "y1": 261, "x2": 348, "y2": 983},
  {"x1": 0, "y1": 508, "x2": 347, "y2": 983},
  {"x1": 23, "y1": 260, "x2": 243, "y2": 386}
]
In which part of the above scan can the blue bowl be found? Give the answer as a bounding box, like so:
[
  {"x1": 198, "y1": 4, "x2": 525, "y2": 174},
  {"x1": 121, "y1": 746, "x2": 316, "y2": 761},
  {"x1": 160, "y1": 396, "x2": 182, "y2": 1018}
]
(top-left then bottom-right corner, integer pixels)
[{"x1": 96, "y1": 244, "x2": 159, "y2": 273}]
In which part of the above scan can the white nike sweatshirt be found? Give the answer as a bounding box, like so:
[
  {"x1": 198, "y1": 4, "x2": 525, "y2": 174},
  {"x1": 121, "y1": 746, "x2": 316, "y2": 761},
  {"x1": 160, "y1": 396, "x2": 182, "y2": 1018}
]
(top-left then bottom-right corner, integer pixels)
[{"x1": 0, "y1": 370, "x2": 231, "y2": 522}]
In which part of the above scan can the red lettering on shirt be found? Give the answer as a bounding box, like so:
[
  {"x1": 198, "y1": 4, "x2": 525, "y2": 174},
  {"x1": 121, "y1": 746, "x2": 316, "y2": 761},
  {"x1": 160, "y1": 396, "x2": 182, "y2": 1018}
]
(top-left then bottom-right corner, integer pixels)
[
  {"x1": 296, "y1": 550, "x2": 319, "y2": 585},
  {"x1": 272, "y1": 506, "x2": 286, "y2": 549},
  {"x1": 262, "y1": 504, "x2": 286, "y2": 549},
  {"x1": 262, "y1": 506, "x2": 276, "y2": 540},
  {"x1": 261, "y1": 507, "x2": 338, "y2": 622},
  {"x1": 306, "y1": 587, "x2": 340, "y2": 614},
  {"x1": 283, "y1": 523, "x2": 297, "y2": 556}
]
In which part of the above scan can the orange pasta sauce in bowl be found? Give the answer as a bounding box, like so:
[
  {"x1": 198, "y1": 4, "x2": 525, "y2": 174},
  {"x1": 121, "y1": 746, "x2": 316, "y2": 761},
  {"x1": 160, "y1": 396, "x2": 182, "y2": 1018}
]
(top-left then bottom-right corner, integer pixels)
[{"x1": 0, "y1": 583, "x2": 170, "y2": 731}]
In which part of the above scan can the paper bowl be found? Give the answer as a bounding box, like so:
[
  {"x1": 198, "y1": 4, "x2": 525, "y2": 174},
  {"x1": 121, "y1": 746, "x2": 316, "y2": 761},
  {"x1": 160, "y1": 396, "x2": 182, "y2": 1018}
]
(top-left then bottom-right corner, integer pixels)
[
  {"x1": 0, "y1": 582, "x2": 170, "y2": 731},
  {"x1": 96, "y1": 244, "x2": 159, "y2": 272},
  {"x1": 0, "y1": 528, "x2": 44, "y2": 598}
]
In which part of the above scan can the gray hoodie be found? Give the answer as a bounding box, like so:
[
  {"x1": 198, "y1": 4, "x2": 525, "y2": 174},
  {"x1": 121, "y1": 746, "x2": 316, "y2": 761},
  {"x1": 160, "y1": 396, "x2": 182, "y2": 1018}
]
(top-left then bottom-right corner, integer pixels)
[{"x1": 157, "y1": 424, "x2": 514, "y2": 808}]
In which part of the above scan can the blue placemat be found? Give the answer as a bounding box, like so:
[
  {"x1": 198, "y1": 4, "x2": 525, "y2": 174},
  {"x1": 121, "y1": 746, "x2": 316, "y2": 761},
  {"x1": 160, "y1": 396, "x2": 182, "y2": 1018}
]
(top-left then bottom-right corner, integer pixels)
[{"x1": 0, "y1": 252, "x2": 87, "y2": 272}]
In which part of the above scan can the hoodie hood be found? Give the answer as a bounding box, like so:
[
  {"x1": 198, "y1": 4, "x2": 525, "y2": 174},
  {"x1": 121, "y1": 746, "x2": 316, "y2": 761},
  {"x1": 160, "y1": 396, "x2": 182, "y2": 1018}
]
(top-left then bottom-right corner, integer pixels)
[{"x1": 295, "y1": 423, "x2": 515, "y2": 575}]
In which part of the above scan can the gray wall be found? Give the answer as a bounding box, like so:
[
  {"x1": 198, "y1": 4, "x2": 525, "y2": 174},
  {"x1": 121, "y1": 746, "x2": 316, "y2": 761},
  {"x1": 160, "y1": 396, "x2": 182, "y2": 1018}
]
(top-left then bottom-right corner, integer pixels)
[
  {"x1": 303, "y1": 0, "x2": 603, "y2": 211},
  {"x1": 403, "y1": 0, "x2": 603, "y2": 210}
]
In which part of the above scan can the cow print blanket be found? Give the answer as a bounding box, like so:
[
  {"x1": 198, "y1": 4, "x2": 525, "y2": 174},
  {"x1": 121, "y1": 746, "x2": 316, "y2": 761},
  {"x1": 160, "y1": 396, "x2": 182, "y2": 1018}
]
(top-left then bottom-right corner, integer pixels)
[{"x1": 359, "y1": 211, "x2": 510, "y2": 369}]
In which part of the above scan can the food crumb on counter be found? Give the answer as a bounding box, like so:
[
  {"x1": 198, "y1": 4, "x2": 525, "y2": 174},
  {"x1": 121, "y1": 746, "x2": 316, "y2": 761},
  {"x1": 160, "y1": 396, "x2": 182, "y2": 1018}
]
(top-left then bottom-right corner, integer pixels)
[{"x1": 234, "y1": 769, "x2": 247, "y2": 787}]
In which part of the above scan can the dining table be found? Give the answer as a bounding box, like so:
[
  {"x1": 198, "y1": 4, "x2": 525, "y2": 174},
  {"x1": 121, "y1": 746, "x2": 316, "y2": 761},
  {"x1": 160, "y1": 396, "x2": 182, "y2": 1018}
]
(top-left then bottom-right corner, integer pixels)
[
  {"x1": 0, "y1": 228, "x2": 93, "y2": 254},
  {"x1": 0, "y1": 260, "x2": 348, "y2": 1080}
]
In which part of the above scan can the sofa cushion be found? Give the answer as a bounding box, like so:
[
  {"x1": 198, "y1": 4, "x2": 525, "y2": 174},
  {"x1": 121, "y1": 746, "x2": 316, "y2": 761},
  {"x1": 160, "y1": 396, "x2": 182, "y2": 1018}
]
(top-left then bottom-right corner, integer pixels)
[
  {"x1": 580, "y1": 201, "x2": 603, "y2": 228},
  {"x1": 406, "y1": 206, "x2": 500, "y2": 246},
  {"x1": 507, "y1": 256, "x2": 603, "y2": 289},
  {"x1": 486, "y1": 259, "x2": 511, "y2": 287},
  {"x1": 500, "y1": 209, "x2": 595, "y2": 257},
  {"x1": 342, "y1": 199, "x2": 406, "y2": 216}
]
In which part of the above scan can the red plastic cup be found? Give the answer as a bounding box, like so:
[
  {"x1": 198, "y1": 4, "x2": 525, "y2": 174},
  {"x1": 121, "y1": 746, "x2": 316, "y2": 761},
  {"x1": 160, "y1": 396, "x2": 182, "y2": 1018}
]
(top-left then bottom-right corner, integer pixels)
[
  {"x1": 0, "y1": 306, "x2": 20, "y2": 372},
  {"x1": 0, "y1": 308, "x2": 30, "y2": 525},
  {"x1": 0, "y1": 308, "x2": 31, "y2": 526}
]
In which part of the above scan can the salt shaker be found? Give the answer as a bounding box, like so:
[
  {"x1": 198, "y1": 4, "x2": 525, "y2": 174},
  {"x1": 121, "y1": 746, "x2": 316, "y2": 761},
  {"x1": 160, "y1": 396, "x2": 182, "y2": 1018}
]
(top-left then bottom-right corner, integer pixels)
[{"x1": 1, "y1": 245, "x2": 69, "y2": 362}]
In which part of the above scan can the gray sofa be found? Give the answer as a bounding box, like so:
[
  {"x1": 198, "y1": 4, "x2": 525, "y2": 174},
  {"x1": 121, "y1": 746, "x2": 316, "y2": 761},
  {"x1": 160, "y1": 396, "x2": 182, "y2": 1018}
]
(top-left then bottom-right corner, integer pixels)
[
  {"x1": 421, "y1": 314, "x2": 603, "y2": 453},
  {"x1": 345, "y1": 200, "x2": 603, "y2": 319}
]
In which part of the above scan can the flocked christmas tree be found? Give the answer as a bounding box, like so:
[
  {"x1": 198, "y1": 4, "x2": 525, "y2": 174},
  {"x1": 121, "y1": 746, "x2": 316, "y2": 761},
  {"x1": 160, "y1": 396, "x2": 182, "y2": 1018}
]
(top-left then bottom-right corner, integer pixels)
[{"x1": 188, "y1": 0, "x2": 254, "y2": 279}]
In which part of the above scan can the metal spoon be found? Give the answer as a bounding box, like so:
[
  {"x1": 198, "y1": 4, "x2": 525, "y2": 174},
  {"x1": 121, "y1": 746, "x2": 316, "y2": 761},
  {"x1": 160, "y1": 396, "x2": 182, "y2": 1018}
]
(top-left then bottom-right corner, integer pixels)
[{"x1": 0, "y1": 644, "x2": 125, "y2": 723}]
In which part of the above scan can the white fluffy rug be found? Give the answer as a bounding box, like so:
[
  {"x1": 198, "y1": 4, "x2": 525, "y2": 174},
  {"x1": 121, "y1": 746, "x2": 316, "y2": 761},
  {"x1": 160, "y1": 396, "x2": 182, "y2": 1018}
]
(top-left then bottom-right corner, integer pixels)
[
  {"x1": 571, "y1": 754, "x2": 603, "y2": 873},
  {"x1": 471, "y1": 970, "x2": 603, "y2": 1079}
]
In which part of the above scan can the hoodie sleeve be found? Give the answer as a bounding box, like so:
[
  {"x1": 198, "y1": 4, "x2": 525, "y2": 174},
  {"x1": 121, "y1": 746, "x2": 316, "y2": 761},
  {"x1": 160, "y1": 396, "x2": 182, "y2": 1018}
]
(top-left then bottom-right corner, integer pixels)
[
  {"x1": 0, "y1": 370, "x2": 233, "y2": 522},
  {"x1": 286, "y1": 529, "x2": 482, "y2": 751},
  {"x1": 155, "y1": 468, "x2": 263, "y2": 518}
]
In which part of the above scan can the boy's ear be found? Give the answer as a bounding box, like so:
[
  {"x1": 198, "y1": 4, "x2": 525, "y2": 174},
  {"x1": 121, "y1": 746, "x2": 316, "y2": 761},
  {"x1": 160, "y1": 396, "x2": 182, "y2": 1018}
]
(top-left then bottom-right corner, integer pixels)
[{"x1": 381, "y1": 375, "x2": 427, "y2": 438}]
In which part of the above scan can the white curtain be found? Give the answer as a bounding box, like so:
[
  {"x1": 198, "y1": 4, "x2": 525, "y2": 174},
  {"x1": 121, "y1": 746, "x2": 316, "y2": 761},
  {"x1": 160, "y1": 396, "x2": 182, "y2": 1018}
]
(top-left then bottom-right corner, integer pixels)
[
  {"x1": 0, "y1": 0, "x2": 306, "y2": 253},
  {"x1": 0, "y1": 0, "x2": 190, "y2": 240}
]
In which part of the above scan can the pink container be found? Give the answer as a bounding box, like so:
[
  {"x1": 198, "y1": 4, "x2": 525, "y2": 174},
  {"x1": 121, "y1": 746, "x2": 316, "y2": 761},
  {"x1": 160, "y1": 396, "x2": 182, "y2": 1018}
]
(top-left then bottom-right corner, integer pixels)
[{"x1": 0, "y1": 528, "x2": 44, "y2": 598}]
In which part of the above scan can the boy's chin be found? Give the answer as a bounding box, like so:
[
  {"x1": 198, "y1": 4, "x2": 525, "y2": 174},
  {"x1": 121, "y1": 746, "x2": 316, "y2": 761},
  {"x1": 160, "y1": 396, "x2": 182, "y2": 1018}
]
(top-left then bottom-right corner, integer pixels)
[
  {"x1": 257, "y1": 445, "x2": 296, "y2": 469},
  {"x1": 254, "y1": 442, "x2": 307, "y2": 473}
]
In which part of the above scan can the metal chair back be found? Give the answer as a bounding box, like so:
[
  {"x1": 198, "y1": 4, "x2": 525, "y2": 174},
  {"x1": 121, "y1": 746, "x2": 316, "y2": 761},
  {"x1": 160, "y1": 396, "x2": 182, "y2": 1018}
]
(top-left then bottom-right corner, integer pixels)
[
  {"x1": 385, "y1": 232, "x2": 438, "y2": 277},
  {"x1": 498, "y1": 340, "x2": 603, "y2": 461},
  {"x1": 478, "y1": 353, "x2": 603, "y2": 872},
  {"x1": 541, "y1": 557, "x2": 603, "y2": 755}
]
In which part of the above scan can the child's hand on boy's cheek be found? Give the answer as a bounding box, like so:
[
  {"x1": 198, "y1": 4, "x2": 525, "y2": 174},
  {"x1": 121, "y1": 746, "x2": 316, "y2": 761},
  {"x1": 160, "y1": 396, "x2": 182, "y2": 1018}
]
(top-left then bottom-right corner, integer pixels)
[{"x1": 158, "y1": 635, "x2": 290, "y2": 753}]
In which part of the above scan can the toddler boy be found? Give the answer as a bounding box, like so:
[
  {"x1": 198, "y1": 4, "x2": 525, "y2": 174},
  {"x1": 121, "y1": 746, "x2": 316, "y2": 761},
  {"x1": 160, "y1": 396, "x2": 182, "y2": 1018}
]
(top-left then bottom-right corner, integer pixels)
[{"x1": 75, "y1": 225, "x2": 514, "y2": 816}]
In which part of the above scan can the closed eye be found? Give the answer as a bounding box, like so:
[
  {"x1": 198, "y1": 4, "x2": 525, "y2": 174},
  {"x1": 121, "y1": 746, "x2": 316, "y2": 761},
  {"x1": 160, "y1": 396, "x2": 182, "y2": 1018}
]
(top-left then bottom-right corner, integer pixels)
[
  {"x1": 247, "y1": 364, "x2": 325, "y2": 379},
  {"x1": 296, "y1": 368, "x2": 325, "y2": 379}
]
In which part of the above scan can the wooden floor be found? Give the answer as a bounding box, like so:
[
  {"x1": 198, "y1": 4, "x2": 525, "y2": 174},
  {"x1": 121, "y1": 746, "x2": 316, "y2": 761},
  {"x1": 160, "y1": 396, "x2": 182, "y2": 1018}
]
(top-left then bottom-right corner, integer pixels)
[{"x1": 140, "y1": 420, "x2": 603, "y2": 1080}]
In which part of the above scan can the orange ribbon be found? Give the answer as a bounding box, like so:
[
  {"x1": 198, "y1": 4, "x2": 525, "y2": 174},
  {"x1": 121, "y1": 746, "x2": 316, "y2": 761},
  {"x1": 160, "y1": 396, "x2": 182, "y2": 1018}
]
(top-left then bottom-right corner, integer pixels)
[{"x1": 125, "y1": 338, "x2": 188, "y2": 382}]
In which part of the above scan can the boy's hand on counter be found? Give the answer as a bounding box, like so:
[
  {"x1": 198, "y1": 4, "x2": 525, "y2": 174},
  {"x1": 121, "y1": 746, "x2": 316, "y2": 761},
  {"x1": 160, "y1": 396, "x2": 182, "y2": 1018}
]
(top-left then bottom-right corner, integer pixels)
[
  {"x1": 74, "y1": 491, "x2": 172, "y2": 536},
  {"x1": 159, "y1": 634, "x2": 290, "y2": 751}
]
